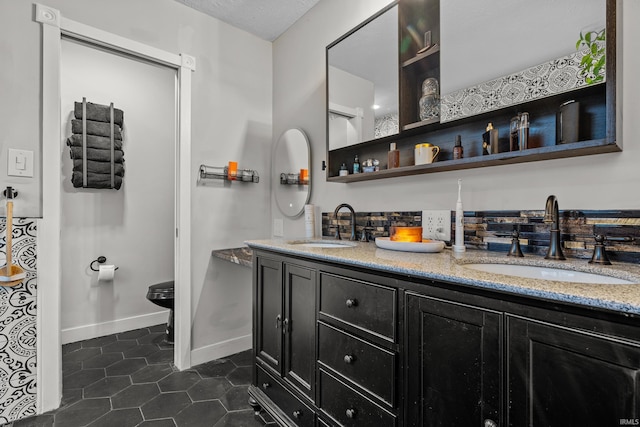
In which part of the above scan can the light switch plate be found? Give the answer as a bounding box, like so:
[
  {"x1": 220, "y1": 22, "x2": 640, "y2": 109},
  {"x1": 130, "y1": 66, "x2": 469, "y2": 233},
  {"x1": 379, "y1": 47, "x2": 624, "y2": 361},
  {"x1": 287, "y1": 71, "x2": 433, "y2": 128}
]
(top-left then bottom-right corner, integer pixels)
[
  {"x1": 422, "y1": 210, "x2": 451, "y2": 242},
  {"x1": 8, "y1": 148, "x2": 34, "y2": 177},
  {"x1": 274, "y1": 218, "x2": 284, "y2": 237}
]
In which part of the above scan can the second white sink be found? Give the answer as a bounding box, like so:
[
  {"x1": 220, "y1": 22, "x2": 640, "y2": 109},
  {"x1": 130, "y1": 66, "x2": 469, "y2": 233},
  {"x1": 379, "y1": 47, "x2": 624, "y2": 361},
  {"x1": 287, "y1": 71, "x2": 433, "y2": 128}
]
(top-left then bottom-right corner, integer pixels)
[
  {"x1": 463, "y1": 263, "x2": 635, "y2": 284},
  {"x1": 289, "y1": 240, "x2": 355, "y2": 249}
]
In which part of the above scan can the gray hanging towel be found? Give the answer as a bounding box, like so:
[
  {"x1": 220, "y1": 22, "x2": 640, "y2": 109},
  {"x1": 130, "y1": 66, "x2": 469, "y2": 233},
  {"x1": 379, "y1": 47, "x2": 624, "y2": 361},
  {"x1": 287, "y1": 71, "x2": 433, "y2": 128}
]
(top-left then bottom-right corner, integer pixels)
[
  {"x1": 71, "y1": 119, "x2": 123, "y2": 140},
  {"x1": 67, "y1": 134, "x2": 123, "y2": 151},
  {"x1": 74, "y1": 101, "x2": 124, "y2": 127},
  {"x1": 69, "y1": 146, "x2": 124, "y2": 163},
  {"x1": 71, "y1": 172, "x2": 123, "y2": 190},
  {"x1": 72, "y1": 159, "x2": 125, "y2": 176}
]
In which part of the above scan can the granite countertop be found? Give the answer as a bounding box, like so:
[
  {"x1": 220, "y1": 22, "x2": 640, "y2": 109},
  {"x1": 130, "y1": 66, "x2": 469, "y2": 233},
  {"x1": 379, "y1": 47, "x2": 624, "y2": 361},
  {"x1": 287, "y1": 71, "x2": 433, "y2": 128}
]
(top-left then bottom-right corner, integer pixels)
[
  {"x1": 211, "y1": 246, "x2": 253, "y2": 268},
  {"x1": 245, "y1": 238, "x2": 640, "y2": 316}
]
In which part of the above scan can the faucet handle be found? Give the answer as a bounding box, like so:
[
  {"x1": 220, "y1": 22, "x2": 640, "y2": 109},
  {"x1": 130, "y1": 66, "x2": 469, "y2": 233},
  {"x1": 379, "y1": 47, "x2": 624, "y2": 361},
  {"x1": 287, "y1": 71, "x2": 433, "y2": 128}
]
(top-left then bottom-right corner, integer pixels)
[
  {"x1": 507, "y1": 229, "x2": 524, "y2": 257},
  {"x1": 589, "y1": 234, "x2": 611, "y2": 265}
]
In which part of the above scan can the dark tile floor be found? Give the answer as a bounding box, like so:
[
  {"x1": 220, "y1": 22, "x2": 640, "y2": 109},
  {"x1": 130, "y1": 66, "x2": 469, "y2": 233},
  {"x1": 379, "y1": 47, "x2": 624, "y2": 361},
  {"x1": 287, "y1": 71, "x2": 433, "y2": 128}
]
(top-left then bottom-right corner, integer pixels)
[{"x1": 3, "y1": 325, "x2": 275, "y2": 427}]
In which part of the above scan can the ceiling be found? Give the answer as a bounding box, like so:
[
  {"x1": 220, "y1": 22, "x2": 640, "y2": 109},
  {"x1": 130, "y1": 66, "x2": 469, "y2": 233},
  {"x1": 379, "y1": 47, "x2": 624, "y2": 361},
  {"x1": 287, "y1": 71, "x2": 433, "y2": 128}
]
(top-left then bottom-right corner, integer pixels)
[{"x1": 173, "y1": 0, "x2": 321, "y2": 41}]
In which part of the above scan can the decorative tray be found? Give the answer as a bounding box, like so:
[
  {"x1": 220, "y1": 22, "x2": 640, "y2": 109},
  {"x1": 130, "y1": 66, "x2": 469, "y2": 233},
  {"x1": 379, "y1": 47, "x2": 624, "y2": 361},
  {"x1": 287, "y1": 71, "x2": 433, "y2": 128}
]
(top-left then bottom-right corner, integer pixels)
[{"x1": 375, "y1": 237, "x2": 445, "y2": 253}]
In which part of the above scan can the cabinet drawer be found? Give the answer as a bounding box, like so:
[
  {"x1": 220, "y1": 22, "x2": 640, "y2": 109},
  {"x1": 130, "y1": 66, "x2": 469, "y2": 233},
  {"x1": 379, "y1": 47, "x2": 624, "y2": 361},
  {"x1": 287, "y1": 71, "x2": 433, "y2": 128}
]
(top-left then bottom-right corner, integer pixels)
[
  {"x1": 318, "y1": 322, "x2": 396, "y2": 407},
  {"x1": 257, "y1": 366, "x2": 314, "y2": 427},
  {"x1": 319, "y1": 272, "x2": 396, "y2": 341},
  {"x1": 319, "y1": 368, "x2": 396, "y2": 427}
]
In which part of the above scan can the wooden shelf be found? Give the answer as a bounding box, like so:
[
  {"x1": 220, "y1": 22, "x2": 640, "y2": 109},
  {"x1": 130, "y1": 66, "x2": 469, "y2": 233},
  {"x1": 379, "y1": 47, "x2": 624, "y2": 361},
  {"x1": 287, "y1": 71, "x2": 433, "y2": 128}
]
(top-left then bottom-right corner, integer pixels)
[
  {"x1": 401, "y1": 45, "x2": 440, "y2": 68},
  {"x1": 402, "y1": 116, "x2": 439, "y2": 131},
  {"x1": 327, "y1": 139, "x2": 619, "y2": 183}
]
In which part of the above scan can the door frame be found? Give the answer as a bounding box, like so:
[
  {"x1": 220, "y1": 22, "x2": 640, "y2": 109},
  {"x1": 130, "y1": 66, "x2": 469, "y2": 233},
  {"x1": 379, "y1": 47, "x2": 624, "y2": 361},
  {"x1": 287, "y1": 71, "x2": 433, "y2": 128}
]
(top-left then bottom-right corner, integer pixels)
[{"x1": 36, "y1": 3, "x2": 195, "y2": 413}]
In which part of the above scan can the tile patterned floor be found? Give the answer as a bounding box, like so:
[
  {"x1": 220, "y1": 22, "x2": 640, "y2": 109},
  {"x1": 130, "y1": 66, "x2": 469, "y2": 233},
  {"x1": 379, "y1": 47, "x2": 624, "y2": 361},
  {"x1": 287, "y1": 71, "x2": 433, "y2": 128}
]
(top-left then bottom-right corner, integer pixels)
[{"x1": 2, "y1": 325, "x2": 275, "y2": 427}]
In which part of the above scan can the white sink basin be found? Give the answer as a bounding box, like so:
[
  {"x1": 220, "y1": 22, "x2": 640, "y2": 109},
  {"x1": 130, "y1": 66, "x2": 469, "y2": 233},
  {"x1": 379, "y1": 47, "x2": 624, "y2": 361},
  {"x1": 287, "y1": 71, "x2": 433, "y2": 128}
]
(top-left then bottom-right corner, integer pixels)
[
  {"x1": 289, "y1": 241, "x2": 355, "y2": 249},
  {"x1": 463, "y1": 263, "x2": 635, "y2": 284}
]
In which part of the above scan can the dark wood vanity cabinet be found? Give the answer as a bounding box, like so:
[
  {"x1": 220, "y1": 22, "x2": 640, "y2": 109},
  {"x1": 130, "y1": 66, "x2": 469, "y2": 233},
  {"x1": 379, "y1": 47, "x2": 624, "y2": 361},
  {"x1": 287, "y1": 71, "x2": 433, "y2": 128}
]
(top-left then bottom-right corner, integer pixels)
[
  {"x1": 251, "y1": 249, "x2": 640, "y2": 426},
  {"x1": 252, "y1": 255, "x2": 317, "y2": 426},
  {"x1": 507, "y1": 316, "x2": 640, "y2": 426},
  {"x1": 405, "y1": 294, "x2": 502, "y2": 427}
]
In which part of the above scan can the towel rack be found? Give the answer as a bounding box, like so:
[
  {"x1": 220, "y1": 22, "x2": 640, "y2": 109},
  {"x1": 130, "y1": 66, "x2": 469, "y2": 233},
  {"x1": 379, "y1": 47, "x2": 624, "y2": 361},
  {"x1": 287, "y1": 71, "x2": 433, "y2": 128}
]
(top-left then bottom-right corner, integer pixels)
[{"x1": 199, "y1": 164, "x2": 259, "y2": 183}]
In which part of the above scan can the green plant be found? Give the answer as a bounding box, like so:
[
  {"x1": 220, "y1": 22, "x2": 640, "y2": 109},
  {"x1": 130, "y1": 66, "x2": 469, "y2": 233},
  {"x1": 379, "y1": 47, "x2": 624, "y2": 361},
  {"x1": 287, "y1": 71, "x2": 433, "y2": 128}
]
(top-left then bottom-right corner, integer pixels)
[{"x1": 576, "y1": 29, "x2": 606, "y2": 84}]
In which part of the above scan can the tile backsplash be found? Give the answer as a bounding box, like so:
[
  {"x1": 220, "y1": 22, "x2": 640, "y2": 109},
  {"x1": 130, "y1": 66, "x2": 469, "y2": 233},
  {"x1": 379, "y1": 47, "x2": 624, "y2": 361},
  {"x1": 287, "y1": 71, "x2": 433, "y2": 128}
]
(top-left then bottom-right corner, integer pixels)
[{"x1": 322, "y1": 209, "x2": 640, "y2": 264}]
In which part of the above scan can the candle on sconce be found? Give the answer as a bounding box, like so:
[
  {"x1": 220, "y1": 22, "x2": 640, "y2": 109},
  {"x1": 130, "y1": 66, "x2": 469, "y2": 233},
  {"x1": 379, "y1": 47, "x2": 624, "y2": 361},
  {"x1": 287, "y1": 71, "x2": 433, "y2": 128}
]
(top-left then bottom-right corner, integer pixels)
[{"x1": 228, "y1": 161, "x2": 238, "y2": 180}]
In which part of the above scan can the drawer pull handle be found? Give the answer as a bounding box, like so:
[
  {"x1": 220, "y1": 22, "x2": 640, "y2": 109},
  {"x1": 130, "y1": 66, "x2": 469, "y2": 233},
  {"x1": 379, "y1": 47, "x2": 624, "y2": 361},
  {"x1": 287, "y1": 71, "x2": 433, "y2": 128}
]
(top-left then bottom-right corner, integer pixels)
[
  {"x1": 345, "y1": 408, "x2": 357, "y2": 419},
  {"x1": 345, "y1": 298, "x2": 358, "y2": 308},
  {"x1": 484, "y1": 419, "x2": 498, "y2": 427},
  {"x1": 343, "y1": 354, "x2": 355, "y2": 364},
  {"x1": 262, "y1": 382, "x2": 270, "y2": 390},
  {"x1": 292, "y1": 410, "x2": 302, "y2": 419}
]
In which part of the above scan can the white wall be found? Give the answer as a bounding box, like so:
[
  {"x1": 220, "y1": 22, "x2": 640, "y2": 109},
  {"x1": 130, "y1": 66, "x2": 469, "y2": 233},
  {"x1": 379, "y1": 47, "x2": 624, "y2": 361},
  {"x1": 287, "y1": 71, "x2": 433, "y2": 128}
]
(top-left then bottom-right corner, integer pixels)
[
  {"x1": 0, "y1": 0, "x2": 272, "y2": 359},
  {"x1": 441, "y1": 0, "x2": 606, "y2": 94},
  {"x1": 59, "y1": 38, "x2": 175, "y2": 342},
  {"x1": 273, "y1": 0, "x2": 640, "y2": 239}
]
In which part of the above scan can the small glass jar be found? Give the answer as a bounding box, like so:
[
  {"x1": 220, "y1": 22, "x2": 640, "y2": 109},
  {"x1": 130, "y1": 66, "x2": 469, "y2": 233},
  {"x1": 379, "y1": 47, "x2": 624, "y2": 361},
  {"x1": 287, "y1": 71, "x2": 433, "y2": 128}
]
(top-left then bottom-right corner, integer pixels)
[{"x1": 419, "y1": 77, "x2": 440, "y2": 121}]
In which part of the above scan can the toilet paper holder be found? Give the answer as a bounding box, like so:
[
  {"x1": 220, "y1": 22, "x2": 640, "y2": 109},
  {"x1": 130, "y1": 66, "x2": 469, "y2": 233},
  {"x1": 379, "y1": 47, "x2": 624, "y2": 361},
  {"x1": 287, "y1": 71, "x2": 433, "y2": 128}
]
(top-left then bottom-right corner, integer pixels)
[{"x1": 90, "y1": 256, "x2": 119, "y2": 272}]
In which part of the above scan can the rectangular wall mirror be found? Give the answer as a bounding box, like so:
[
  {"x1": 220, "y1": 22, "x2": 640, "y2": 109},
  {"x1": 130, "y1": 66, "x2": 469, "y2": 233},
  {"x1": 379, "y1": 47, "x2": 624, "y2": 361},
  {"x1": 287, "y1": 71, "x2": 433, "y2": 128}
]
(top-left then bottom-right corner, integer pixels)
[{"x1": 327, "y1": 3, "x2": 399, "y2": 151}]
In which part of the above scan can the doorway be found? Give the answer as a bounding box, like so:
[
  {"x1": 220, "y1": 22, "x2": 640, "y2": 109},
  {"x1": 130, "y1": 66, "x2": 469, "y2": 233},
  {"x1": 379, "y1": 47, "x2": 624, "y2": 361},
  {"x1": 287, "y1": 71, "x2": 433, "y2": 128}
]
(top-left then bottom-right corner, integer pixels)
[
  {"x1": 37, "y1": 4, "x2": 194, "y2": 413},
  {"x1": 59, "y1": 37, "x2": 176, "y2": 345}
]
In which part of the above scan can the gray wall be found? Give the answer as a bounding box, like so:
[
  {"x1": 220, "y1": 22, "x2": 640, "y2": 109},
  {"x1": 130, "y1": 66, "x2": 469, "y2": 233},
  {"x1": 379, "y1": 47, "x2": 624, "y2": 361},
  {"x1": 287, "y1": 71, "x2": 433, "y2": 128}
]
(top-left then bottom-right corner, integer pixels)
[
  {"x1": 0, "y1": 0, "x2": 272, "y2": 358},
  {"x1": 273, "y1": 0, "x2": 640, "y2": 238}
]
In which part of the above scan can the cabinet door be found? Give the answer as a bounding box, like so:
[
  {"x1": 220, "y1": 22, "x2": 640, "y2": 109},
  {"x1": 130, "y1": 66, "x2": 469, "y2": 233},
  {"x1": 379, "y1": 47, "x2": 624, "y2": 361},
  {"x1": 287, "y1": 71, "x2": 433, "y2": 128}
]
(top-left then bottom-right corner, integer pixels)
[
  {"x1": 406, "y1": 294, "x2": 502, "y2": 427},
  {"x1": 283, "y1": 263, "x2": 316, "y2": 400},
  {"x1": 256, "y1": 257, "x2": 283, "y2": 374},
  {"x1": 508, "y1": 316, "x2": 640, "y2": 426}
]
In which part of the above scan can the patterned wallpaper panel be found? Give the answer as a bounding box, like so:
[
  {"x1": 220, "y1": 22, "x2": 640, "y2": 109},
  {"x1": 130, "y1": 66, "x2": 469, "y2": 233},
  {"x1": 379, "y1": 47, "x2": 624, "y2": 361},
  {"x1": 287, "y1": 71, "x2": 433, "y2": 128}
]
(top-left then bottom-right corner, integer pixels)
[
  {"x1": 321, "y1": 209, "x2": 640, "y2": 264},
  {"x1": 0, "y1": 219, "x2": 37, "y2": 424},
  {"x1": 440, "y1": 45, "x2": 606, "y2": 123}
]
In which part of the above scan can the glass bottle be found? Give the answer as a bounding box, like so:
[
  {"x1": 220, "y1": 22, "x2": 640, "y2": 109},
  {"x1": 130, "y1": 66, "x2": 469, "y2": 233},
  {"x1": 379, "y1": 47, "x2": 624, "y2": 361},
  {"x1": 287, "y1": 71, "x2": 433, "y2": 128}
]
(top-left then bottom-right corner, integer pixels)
[
  {"x1": 453, "y1": 135, "x2": 463, "y2": 159},
  {"x1": 353, "y1": 154, "x2": 361, "y2": 174}
]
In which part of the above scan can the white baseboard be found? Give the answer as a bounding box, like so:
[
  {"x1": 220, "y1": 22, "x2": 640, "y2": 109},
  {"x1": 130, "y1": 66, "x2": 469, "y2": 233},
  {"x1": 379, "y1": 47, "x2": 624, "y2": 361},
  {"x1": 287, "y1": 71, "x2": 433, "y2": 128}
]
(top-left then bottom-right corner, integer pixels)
[
  {"x1": 61, "y1": 310, "x2": 170, "y2": 344},
  {"x1": 190, "y1": 334, "x2": 252, "y2": 366}
]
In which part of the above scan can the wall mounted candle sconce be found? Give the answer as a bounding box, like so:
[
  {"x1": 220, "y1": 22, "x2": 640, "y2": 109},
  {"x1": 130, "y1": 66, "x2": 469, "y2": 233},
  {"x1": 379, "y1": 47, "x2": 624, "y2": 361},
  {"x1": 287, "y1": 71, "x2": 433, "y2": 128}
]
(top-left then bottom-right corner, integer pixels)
[{"x1": 199, "y1": 164, "x2": 259, "y2": 183}]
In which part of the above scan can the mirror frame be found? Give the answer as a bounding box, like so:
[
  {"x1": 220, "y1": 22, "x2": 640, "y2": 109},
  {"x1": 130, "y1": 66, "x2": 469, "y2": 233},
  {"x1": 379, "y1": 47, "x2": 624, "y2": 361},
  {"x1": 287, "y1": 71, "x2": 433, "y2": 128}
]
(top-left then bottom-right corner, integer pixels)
[{"x1": 274, "y1": 128, "x2": 311, "y2": 218}]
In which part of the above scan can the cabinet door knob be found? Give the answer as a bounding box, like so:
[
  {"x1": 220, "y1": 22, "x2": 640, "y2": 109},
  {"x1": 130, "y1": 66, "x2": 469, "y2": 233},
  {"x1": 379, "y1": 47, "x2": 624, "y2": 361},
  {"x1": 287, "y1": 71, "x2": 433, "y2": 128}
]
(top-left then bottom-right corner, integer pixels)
[
  {"x1": 292, "y1": 410, "x2": 302, "y2": 419},
  {"x1": 275, "y1": 314, "x2": 281, "y2": 329},
  {"x1": 345, "y1": 298, "x2": 358, "y2": 308},
  {"x1": 345, "y1": 408, "x2": 357, "y2": 419},
  {"x1": 283, "y1": 318, "x2": 289, "y2": 334},
  {"x1": 343, "y1": 354, "x2": 355, "y2": 364},
  {"x1": 484, "y1": 419, "x2": 498, "y2": 427},
  {"x1": 262, "y1": 382, "x2": 270, "y2": 390}
]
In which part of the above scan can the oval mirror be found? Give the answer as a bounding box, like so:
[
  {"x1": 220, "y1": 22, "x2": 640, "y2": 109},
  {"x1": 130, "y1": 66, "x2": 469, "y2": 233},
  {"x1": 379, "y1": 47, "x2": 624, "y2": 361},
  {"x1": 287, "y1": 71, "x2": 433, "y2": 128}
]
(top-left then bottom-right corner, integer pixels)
[{"x1": 274, "y1": 129, "x2": 311, "y2": 218}]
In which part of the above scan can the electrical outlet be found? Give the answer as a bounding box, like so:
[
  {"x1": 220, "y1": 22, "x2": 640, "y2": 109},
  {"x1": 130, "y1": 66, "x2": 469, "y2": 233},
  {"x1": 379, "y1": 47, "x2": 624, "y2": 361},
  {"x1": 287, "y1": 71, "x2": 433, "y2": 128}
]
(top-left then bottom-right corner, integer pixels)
[
  {"x1": 422, "y1": 210, "x2": 451, "y2": 242},
  {"x1": 274, "y1": 218, "x2": 284, "y2": 237}
]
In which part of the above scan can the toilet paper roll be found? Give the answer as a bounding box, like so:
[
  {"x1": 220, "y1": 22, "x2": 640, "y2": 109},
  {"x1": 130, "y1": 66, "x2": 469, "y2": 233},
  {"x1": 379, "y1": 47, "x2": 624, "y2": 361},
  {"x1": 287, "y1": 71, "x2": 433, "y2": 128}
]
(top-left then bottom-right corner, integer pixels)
[{"x1": 98, "y1": 264, "x2": 116, "y2": 282}]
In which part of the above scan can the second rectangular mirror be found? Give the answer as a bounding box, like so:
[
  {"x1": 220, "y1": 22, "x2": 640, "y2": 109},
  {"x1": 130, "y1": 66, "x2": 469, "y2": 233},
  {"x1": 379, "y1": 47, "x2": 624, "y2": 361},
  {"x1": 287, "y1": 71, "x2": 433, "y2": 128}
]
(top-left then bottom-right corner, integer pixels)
[{"x1": 327, "y1": 3, "x2": 399, "y2": 151}]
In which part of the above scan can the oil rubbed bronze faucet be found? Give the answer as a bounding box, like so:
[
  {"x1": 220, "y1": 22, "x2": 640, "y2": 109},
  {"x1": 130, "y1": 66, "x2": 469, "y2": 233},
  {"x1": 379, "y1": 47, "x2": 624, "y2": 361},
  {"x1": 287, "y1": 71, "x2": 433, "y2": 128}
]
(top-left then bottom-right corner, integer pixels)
[
  {"x1": 543, "y1": 195, "x2": 566, "y2": 260},
  {"x1": 333, "y1": 203, "x2": 357, "y2": 241}
]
